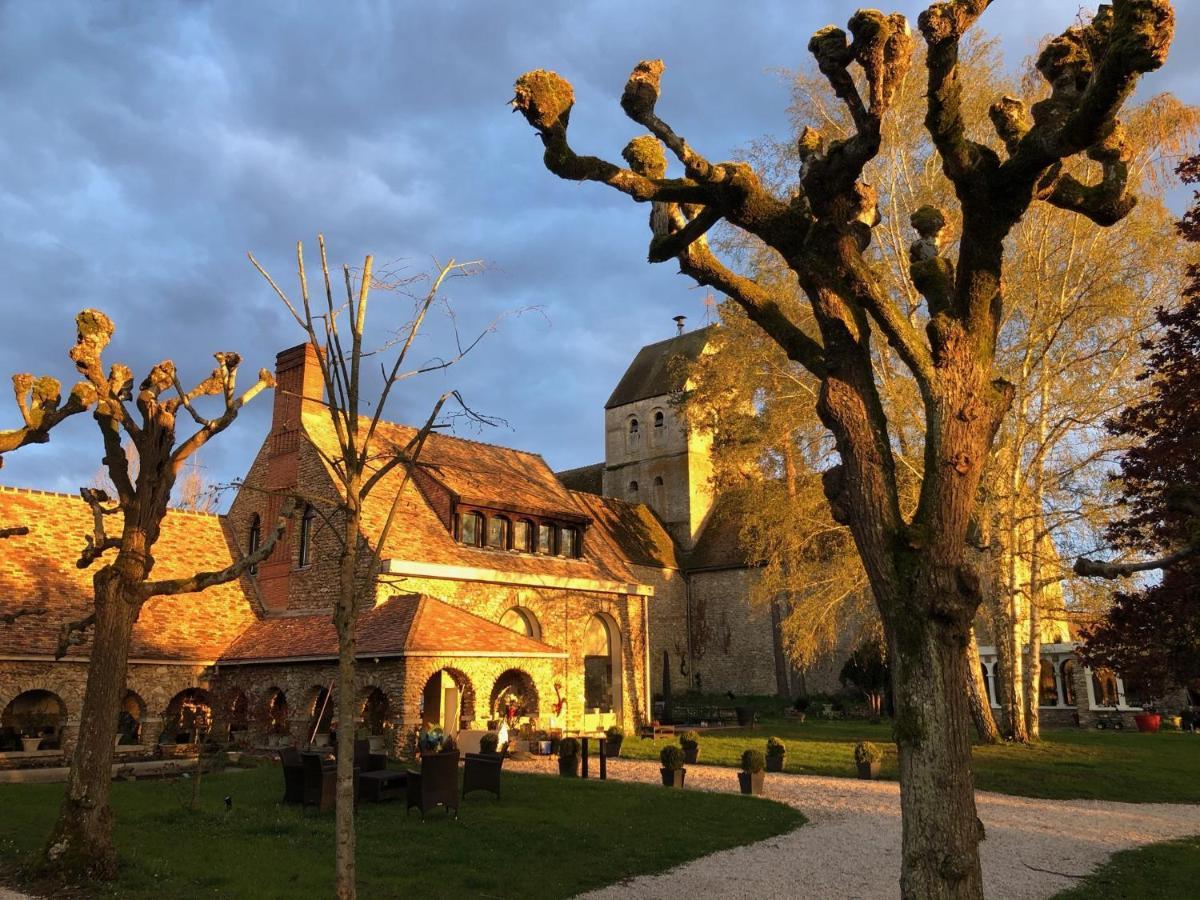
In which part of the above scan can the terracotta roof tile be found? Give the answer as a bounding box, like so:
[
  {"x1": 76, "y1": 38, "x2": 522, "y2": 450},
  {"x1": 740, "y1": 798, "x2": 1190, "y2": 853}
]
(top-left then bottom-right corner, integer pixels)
[
  {"x1": 0, "y1": 486, "x2": 255, "y2": 659},
  {"x1": 219, "y1": 593, "x2": 563, "y2": 662},
  {"x1": 569, "y1": 491, "x2": 679, "y2": 570}
]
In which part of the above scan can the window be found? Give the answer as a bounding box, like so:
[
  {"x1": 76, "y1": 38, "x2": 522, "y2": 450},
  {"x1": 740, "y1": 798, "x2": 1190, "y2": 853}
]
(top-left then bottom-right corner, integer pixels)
[
  {"x1": 512, "y1": 520, "x2": 532, "y2": 553},
  {"x1": 627, "y1": 416, "x2": 641, "y2": 453},
  {"x1": 1060, "y1": 659, "x2": 1077, "y2": 706},
  {"x1": 1038, "y1": 659, "x2": 1058, "y2": 706},
  {"x1": 558, "y1": 526, "x2": 577, "y2": 558},
  {"x1": 499, "y1": 607, "x2": 540, "y2": 639},
  {"x1": 583, "y1": 615, "x2": 615, "y2": 713},
  {"x1": 654, "y1": 410, "x2": 664, "y2": 428},
  {"x1": 1091, "y1": 667, "x2": 1119, "y2": 707},
  {"x1": 298, "y1": 505, "x2": 315, "y2": 567},
  {"x1": 629, "y1": 418, "x2": 639, "y2": 434},
  {"x1": 458, "y1": 511, "x2": 482, "y2": 546},
  {"x1": 628, "y1": 480, "x2": 639, "y2": 496},
  {"x1": 536, "y1": 523, "x2": 554, "y2": 555},
  {"x1": 486, "y1": 516, "x2": 509, "y2": 550},
  {"x1": 247, "y1": 514, "x2": 261, "y2": 576}
]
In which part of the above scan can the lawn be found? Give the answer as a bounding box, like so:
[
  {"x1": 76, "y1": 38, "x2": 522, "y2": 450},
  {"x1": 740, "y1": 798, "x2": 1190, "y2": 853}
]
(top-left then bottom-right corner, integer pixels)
[
  {"x1": 1052, "y1": 835, "x2": 1200, "y2": 899},
  {"x1": 621, "y1": 719, "x2": 1200, "y2": 803},
  {"x1": 0, "y1": 763, "x2": 802, "y2": 899}
]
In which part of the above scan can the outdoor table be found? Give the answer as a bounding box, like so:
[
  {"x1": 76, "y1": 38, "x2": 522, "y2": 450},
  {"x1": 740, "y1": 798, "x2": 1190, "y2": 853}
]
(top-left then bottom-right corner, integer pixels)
[
  {"x1": 579, "y1": 735, "x2": 608, "y2": 780},
  {"x1": 358, "y1": 768, "x2": 407, "y2": 802}
]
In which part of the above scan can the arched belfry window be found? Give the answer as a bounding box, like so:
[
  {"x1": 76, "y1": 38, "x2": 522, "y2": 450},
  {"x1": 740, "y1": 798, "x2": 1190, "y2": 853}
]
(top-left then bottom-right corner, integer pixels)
[
  {"x1": 627, "y1": 416, "x2": 641, "y2": 453},
  {"x1": 247, "y1": 514, "x2": 261, "y2": 576},
  {"x1": 298, "y1": 505, "x2": 315, "y2": 567},
  {"x1": 628, "y1": 480, "x2": 639, "y2": 498},
  {"x1": 654, "y1": 410, "x2": 664, "y2": 428},
  {"x1": 629, "y1": 418, "x2": 639, "y2": 434}
]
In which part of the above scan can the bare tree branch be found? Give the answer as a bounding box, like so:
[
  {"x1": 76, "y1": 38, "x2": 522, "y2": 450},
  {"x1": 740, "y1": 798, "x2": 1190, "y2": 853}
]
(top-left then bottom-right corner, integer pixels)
[{"x1": 1074, "y1": 542, "x2": 1200, "y2": 579}]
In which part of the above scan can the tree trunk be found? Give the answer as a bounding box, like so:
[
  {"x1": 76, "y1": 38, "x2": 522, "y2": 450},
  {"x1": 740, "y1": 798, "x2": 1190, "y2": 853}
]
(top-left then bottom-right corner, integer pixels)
[
  {"x1": 769, "y1": 595, "x2": 793, "y2": 698},
  {"x1": 333, "y1": 504, "x2": 362, "y2": 900},
  {"x1": 965, "y1": 627, "x2": 1000, "y2": 744},
  {"x1": 44, "y1": 569, "x2": 139, "y2": 879},
  {"x1": 890, "y1": 614, "x2": 985, "y2": 900}
]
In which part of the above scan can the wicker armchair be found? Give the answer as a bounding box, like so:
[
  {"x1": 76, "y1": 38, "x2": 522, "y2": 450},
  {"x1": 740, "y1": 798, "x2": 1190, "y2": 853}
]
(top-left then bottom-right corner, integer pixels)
[
  {"x1": 279, "y1": 748, "x2": 305, "y2": 805},
  {"x1": 406, "y1": 750, "x2": 459, "y2": 819},
  {"x1": 302, "y1": 752, "x2": 337, "y2": 812},
  {"x1": 462, "y1": 752, "x2": 503, "y2": 800}
]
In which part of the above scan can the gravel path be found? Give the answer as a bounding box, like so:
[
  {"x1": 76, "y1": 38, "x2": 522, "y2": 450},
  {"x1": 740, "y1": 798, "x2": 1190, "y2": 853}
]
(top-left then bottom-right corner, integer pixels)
[{"x1": 509, "y1": 757, "x2": 1200, "y2": 900}]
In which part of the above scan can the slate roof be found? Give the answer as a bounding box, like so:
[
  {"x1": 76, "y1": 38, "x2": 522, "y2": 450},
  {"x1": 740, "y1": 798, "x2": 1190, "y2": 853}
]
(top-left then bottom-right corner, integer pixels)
[
  {"x1": 219, "y1": 593, "x2": 565, "y2": 662},
  {"x1": 0, "y1": 486, "x2": 256, "y2": 660},
  {"x1": 555, "y1": 462, "x2": 604, "y2": 496},
  {"x1": 684, "y1": 495, "x2": 757, "y2": 571},
  {"x1": 605, "y1": 326, "x2": 714, "y2": 409}
]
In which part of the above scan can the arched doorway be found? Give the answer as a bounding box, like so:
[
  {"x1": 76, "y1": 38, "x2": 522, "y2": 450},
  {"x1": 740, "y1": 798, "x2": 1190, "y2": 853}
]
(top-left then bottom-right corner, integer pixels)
[
  {"x1": 490, "y1": 669, "x2": 539, "y2": 725},
  {"x1": 2, "y1": 690, "x2": 66, "y2": 752},
  {"x1": 583, "y1": 613, "x2": 622, "y2": 722},
  {"x1": 224, "y1": 688, "x2": 250, "y2": 742},
  {"x1": 159, "y1": 688, "x2": 212, "y2": 745},
  {"x1": 359, "y1": 687, "x2": 390, "y2": 736},
  {"x1": 264, "y1": 687, "x2": 290, "y2": 742},
  {"x1": 117, "y1": 690, "x2": 145, "y2": 745},
  {"x1": 420, "y1": 669, "x2": 474, "y2": 735},
  {"x1": 305, "y1": 685, "x2": 335, "y2": 745}
]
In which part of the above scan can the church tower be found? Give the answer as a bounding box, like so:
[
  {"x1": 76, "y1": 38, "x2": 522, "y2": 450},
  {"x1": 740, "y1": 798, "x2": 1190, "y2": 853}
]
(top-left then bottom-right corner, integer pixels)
[{"x1": 601, "y1": 321, "x2": 715, "y2": 551}]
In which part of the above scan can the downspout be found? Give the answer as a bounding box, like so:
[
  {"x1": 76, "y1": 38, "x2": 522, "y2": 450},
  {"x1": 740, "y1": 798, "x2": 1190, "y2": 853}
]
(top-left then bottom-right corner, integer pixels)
[
  {"x1": 642, "y1": 593, "x2": 651, "y2": 725},
  {"x1": 683, "y1": 572, "x2": 694, "y2": 688}
]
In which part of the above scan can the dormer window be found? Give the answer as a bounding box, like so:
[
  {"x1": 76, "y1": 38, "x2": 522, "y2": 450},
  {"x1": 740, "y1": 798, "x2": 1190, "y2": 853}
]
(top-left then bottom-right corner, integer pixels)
[
  {"x1": 458, "y1": 510, "x2": 483, "y2": 546},
  {"x1": 512, "y1": 519, "x2": 532, "y2": 552},
  {"x1": 558, "y1": 527, "x2": 577, "y2": 558},
  {"x1": 247, "y1": 514, "x2": 261, "y2": 576},
  {"x1": 486, "y1": 515, "x2": 509, "y2": 549},
  {"x1": 298, "y1": 504, "x2": 315, "y2": 567}
]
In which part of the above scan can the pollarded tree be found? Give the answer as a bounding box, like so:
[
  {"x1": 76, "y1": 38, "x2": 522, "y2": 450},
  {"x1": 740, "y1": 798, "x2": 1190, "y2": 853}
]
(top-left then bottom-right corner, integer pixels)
[
  {"x1": 38, "y1": 310, "x2": 291, "y2": 879},
  {"x1": 512, "y1": 3, "x2": 1174, "y2": 896}
]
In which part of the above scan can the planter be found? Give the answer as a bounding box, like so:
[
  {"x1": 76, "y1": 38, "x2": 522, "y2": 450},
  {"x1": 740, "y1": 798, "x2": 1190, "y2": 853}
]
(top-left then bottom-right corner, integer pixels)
[
  {"x1": 682, "y1": 745, "x2": 700, "y2": 765},
  {"x1": 20, "y1": 737, "x2": 42, "y2": 753},
  {"x1": 558, "y1": 755, "x2": 580, "y2": 777},
  {"x1": 605, "y1": 738, "x2": 623, "y2": 758},
  {"x1": 735, "y1": 706, "x2": 754, "y2": 727},
  {"x1": 1134, "y1": 713, "x2": 1161, "y2": 733},
  {"x1": 738, "y1": 771, "x2": 765, "y2": 795},
  {"x1": 660, "y1": 767, "x2": 686, "y2": 788},
  {"x1": 856, "y1": 761, "x2": 880, "y2": 780},
  {"x1": 765, "y1": 754, "x2": 786, "y2": 773}
]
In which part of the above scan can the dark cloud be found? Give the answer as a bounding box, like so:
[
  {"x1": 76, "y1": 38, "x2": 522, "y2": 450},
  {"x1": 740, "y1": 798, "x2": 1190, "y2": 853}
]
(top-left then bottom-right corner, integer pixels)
[{"x1": 2, "y1": 0, "x2": 1197, "y2": 498}]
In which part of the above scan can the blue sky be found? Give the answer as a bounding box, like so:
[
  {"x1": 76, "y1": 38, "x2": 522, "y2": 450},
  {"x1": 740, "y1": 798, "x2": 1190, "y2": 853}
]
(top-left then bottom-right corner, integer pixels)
[{"x1": 2, "y1": 0, "x2": 1197, "y2": 501}]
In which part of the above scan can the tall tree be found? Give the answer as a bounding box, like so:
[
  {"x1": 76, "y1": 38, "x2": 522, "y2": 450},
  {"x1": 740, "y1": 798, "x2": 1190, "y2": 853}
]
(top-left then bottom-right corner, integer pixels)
[
  {"x1": 41, "y1": 310, "x2": 290, "y2": 879},
  {"x1": 251, "y1": 238, "x2": 487, "y2": 900},
  {"x1": 1076, "y1": 153, "x2": 1200, "y2": 698},
  {"x1": 512, "y1": 3, "x2": 1174, "y2": 896}
]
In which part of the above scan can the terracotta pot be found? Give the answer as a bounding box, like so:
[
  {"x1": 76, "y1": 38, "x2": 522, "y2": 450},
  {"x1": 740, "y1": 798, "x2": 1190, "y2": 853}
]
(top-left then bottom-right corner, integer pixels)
[
  {"x1": 738, "y1": 771, "x2": 765, "y2": 795},
  {"x1": 856, "y1": 761, "x2": 880, "y2": 780},
  {"x1": 20, "y1": 737, "x2": 42, "y2": 753},
  {"x1": 660, "y1": 767, "x2": 686, "y2": 788},
  {"x1": 1134, "y1": 713, "x2": 1161, "y2": 733},
  {"x1": 765, "y1": 754, "x2": 785, "y2": 773}
]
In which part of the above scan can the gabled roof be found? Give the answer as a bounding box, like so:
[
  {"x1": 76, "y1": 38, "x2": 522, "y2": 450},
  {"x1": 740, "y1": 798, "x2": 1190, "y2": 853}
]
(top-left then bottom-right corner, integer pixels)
[
  {"x1": 300, "y1": 412, "x2": 649, "y2": 585},
  {"x1": 605, "y1": 326, "x2": 714, "y2": 409},
  {"x1": 570, "y1": 491, "x2": 679, "y2": 570},
  {"x1": 219, "y1": 593, "x2": 565, "y2": 663},
  {"x1": 0, "y1": 486, "x2": 255, "y2": 660}
]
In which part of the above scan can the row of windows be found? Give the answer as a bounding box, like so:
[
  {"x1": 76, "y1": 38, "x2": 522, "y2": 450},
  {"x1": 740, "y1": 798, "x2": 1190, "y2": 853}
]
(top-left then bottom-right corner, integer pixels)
[
  {"x1": 246, "y1": 504, "x2": 316, "y2": 575},
  {"x1": 628, "y1": 410, "x2": 666, "y2": 434},
  {"x1": 627, "y1": 475, "x2": 664, "y2": 496},
  {"x1": 457, "y1": 510, "x2": 581, "y2": 558}
]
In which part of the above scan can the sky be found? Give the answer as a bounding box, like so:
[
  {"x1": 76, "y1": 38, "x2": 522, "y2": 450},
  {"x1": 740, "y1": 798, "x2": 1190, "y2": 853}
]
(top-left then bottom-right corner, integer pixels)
[{"x1": 2, "y1": 0, "x2": 1198, "y2": 504}]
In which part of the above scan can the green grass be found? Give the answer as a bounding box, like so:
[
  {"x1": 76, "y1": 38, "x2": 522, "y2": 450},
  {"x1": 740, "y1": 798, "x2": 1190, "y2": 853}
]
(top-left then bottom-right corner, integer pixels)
[
  {"x1": 622, "y1": 718, "x2": 1200, "y2": 803},
  {"x1": 1052, "y1": 835, "x2": 1200, "y2": 898},
  {"x1": 0, "y1": 764, "x2": 802, "y2": 899}
]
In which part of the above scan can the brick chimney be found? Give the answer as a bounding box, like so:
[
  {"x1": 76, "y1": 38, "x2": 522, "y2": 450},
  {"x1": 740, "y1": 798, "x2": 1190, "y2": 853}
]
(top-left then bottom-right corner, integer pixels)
[{"x1": 257, "y1": 343, "x2": 324, "y2": 611}]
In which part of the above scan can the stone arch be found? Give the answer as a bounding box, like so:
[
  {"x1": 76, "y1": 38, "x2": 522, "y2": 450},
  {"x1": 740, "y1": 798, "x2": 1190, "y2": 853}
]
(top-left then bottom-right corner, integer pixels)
[
  {"x1": 304, "y1": 684, "x2": 335, "y2": 741},
  {"x1": 117, "y1": 690, "x2": 146, "y2": 745},
  {"x1": 499, "y1": 606, "x2": 542, "y2": 641},
  {"x1": 417, "y1": 666, "x2": 475, "y2": 733},
  {"x1": 583, "y1": 612, "x2": 623, "y2": 717},
  {"x1": 1, "y1": 689, "x2": 67, "y2": 751},
  {"x1": 263, "y1": 686, "x2": 290, "y2": 736},
  {"x1": 357, "y1": 686, "x2": 390, "y2": 735},
  {"x1": 489, "y1": 668, "x2": 540, "y2": 720},
  {"x1": 158, "y1": 688, "x2": 212, "y2": 744}
]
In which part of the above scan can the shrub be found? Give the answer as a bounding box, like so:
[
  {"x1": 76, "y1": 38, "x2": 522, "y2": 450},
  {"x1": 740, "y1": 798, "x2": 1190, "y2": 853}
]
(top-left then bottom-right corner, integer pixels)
[
  {"x1": 854, "y1": 741, "x2": 882, "y2": 765},
  {"x1": 660, "y1": 745, "x2": 684, "y2": 770},
  {"x1": 741, "y1": 749, "x2": 765, "y2": 773},
  {"x1": 766, "y1": 736, "x2": 786, "y2": 757},
  {"x1": 679, "y1": 730, "x2": 700, "y2": 750},
  {"x1": 793, "y1": 696, "x2": 810, "y2": 712},
  {"x1": 605, "y1": 725, "x2": 625, "y2": 739},
  {"x1": 559, "y1": 737, "x2": 580, "y2": 759},
  {"x1": 479, "y1": 732, "x2": 500, "y2": 754}
]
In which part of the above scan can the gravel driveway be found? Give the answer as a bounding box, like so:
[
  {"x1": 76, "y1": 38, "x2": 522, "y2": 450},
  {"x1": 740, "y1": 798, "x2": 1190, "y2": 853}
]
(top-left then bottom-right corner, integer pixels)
[{"x1": 509, "y1": 756, "x2": 1200, "y2": 900}]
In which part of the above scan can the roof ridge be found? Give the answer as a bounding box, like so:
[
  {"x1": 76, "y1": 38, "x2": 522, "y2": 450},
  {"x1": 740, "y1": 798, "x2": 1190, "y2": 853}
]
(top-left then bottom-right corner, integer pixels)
[
  {"x1": 0, "y1": 483, "x2": 222, "y2": 517},
  {"x1": 633, "y1": 323, "x2": 717, "y2": 352},
  {"x1": 555, "y1": 462, "x2": 604, "y2": 476},
  {"x1": 306, "y1": 410, "x2": 548, "y2": 461}
]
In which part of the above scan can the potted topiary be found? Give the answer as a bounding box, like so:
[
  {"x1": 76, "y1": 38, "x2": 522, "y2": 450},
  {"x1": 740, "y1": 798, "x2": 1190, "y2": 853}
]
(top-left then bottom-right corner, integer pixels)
[
  {"x1": 480, "y1": 731, "x2": 501, "y2": 755},
  {"x1": 765, "y1": 736, "x2": 787, "y2": 772},
  {"x1": 739, "y1": 749, "x2": 765, "y2": 795},
  {"x1": 558, "y1": 737, "x2": 580, "y2": 776},
  {"x1": 854, "y1": 741, "x2": 882, "y2": 779},
  {"x1": 605, "y1": 725, "x2": 624, "y2": 757},
  {"x1": 660, "y1": 744, "x2": 685, "y2": 787},
  {"x1": 679, "y1": 730, "x2": 700, "y2": 765}
]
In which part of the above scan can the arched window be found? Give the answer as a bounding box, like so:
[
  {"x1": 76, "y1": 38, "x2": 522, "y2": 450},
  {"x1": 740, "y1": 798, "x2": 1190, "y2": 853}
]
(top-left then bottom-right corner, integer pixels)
[
  {"x1": 512, "y1": 519, "x2": 532, "y2": 553},
  {"x1": 558, "y1": 526, "x2": 577, "y2": 558},
  {"x1": 1060, "y1": 659, "x2": 1077, "y2": 706},
  {"x1": 627, "y1": 417, "x2": 641, "y2": 453},
  {"x1": 629, "y1": 418, "x2": 640, "y2": 434},
  {"x1": 628, "y1": 480, "x2": 639, "y2": 497},
  {"x1": 1038, "y1": 659, "x2": 1058, "y2": 706},
  {"x1": 654, "y1": 410, "x2": 664, "y2": 428},
  {"x1": 583, "y1": 615, "x2": 618, "y2": 713},
  {"x1": 536, "y1": 522, "x2": 554, "y2": 555},
  {"x1": 298, "y1": 505, "x2": 315, "y2": 567},
  {"x1": 1091, "y1": 667, "x2": 1119, "y2": 708},
  {"x1": 247, "y1": 514, "x2": 261, "y2": 576},
  {"x1": 652, "y1": 475, "x2": 665, "y2": 506},
  {"x1": 499, "y1": 607, "x2": 541, "y2": 640},
  {"x1": 486, "y1": 515, "x2": 510, "y2": 550},
  {"x1": 458, "y1": 510, "x2": 483, "y2": 546}
]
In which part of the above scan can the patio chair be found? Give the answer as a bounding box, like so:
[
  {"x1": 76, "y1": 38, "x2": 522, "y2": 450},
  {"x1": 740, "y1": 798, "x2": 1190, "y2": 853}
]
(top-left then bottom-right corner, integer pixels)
[
  {"x1": 406, "y1": 750, "x2": 459, "y2": 820},
  {"x1": 302, "y1": 751, "x2": 337, "y2": 812},
  {"x1": 279, "y1": 748, "x2": 305, "y2": 805},
  {"x1": 462, "y1": 751, "x2": 503, "y2": 800},
  {"x1": 353, "y1": 737, "x2": 385, "y2": 773}
]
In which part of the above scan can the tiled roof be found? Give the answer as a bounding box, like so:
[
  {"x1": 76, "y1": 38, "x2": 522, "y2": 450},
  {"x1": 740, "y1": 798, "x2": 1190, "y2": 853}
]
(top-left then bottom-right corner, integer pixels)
[
  {"x1": 301, "y1": 412, "x2": 646, "y2": 584},
  {"x1": 555, "y1": 463, "x2": 604, "y2": 496},
  {"x1": 685, "y1": 494, "x2": 757, "y2": 571},
  {"x1": 0, "y1": 485, "x2": 255, "y2": 659},
  {"x1": 219, "y1": 593, "x2": 564, "y2": 662},
  {"x1": 570, "y1": 491, "x2": 679, "y2": 570},
  {"x1": 605, "y1": 326, "x2": 714, "y2": 409}
]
